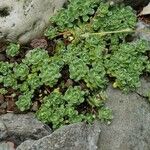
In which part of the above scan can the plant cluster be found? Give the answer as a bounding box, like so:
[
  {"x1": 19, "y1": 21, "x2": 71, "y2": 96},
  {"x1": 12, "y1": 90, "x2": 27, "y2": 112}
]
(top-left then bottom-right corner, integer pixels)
[
  {"x1": 0, "y1": 0, "x2": 149, "y2": 129},
  {"x1": 105, "y1": 40, "x2": 149, "y2": 91},
  {"x1": 6, "y1": 43, "x2": 20, "y2": 57}
]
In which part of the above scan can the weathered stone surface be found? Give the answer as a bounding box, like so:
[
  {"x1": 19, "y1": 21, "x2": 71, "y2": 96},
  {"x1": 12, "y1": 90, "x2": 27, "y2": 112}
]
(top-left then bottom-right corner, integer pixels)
[
  {"x1": 0, "y1": 142, "x2": 15, "y2": 150},
  {"x1": 136, "y1": 20, "x2": 150, "y2": 42},
  {"x1": 136, "y1": 77, "x2": 150, "y2": 96},
  {"x1": 16, "y1": 121, "x2": 101, "y2": 150},
  {"x1": 0, "y1": 113, "x2": 52, "y2": 146},
  {"x1": 0, "y1": 121, "x2": 7, "y2": 140},
  {"x1": 0, "y1": 0, "x2": 66, "y2": 44},
  {"x1": 98, "y1": 80, "x2": 150, "y2": 150},
  {"x1": 16, "y1": 79, "x2": 150, "y2": 150},
  {"x1": 16, "y1": 140, "x2": 35, "y2": 150}
]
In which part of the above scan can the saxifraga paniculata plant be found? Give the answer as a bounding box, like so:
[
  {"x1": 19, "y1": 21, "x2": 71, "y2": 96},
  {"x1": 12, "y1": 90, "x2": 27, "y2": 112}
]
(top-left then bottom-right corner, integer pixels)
[{"x1": 0, "y1": 0, "x2": 149, "y2": 129}]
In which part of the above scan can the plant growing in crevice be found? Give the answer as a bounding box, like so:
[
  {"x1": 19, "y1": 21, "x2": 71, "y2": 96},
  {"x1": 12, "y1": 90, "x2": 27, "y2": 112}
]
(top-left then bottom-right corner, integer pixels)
[{"x1": 0, "y1": 0, "x2": 149, "y2": 129}]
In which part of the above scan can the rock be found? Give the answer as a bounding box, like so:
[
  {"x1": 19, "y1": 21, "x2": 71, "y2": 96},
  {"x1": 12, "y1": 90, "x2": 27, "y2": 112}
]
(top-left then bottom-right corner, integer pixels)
[
  {"x1": 136, "y1": 77, "x2": 150, "y2": 96},
  {"x1": 139, "y1": 2, "x2": 150, "y2": 16},
  {"x1": 31, "y1": 101, "x2": 39, "y2": 112},
  {"x1": 1, "y1": 102, "x2": 7, "y2": 109},
  {"x1": 0, "y1": 121, "x2": 7, "y2": 139},
  {"x1": 98, "y1": 81, "x2": 150, "y2": 150},
  {"x1": 0, "y1": 108, "x2": 6, "y2": 114},
  {"x1": 136, "y1": 20, "x2": 150, "y2": 42},
  {"x1": 0, "y1": 113, "x2": 52, "y2": 146},
  {"x1": 30, "y1": 38, "x2": 48, "y2": 49},
  {"x1": 0, "y1": 142, "x2": 15, "y2": 150},
  {"x1": 0, "y1": 0, "x2": 67, "y2": 44},
  {"x1": 16, "y1": 121, "x2": 101, "y2": 150},
  {"x1": 16, "y1": 140, "x2": 35, "y2": 150}
]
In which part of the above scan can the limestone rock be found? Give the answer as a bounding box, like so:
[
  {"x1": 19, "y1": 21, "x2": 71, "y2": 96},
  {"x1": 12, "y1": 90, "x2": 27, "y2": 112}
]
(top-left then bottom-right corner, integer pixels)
[
  {"x1": 136, "y1": 77, "x2": 150, "y2": 96},
  {"x1": 98, "y1": 81, "x2": 150, "y2": 150},
  {"x1": 0, "y1": 142, "x2": 15, "y2": 150},
  {"x1": 136, "y1": 20, "x2": 150, "y2": 42},
  {"x1": 0, "y1": 121, "x2": 7, "y2": 140},
  {"x1": 0, "y1": 113, "x2": 52, "y2": 146},
  {"x1": 0, "y1": 0, "x2": 66, "y2": 44},
  {"x1": 16, "y1": 121, "x2": 101, "y2": 150},
  {"x1": 16, "y1": 140, "x2": 35, "y2": 150}
]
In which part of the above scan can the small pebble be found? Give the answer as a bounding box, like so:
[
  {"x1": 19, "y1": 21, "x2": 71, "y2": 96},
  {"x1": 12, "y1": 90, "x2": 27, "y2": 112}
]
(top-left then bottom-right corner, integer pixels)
[
  {"x1": 65, "y1": 79, "x2": 73, "y2": 87},
  {"x1": 31, "y1": 101, "x2": 39, "y2": 112},
  {"x1": 30, "y1": 38, "x2": 48, "y2": 49}
]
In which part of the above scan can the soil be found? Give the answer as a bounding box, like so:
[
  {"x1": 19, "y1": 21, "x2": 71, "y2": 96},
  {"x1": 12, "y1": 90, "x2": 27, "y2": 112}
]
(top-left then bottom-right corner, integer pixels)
[
  {"x1": 0, "y1": 37, "x2": 94, "y2": 115},
  {"x1": 139, "y1": 14, "x2": 150, "y2": 24},
  {"x1": 0, "y1": 37, "x2": 54, "y2": 115}
]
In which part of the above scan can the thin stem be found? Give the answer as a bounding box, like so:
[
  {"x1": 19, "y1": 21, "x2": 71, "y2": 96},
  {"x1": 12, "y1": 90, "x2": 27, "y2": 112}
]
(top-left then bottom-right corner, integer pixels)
[{"x1": 80, "y1": 28, "x2": 150, "y2": 38}]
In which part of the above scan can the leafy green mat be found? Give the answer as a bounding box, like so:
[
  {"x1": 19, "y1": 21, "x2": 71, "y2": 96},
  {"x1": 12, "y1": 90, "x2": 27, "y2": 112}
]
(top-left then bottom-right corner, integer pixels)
[{"x1": 1, "y1": 0, "x2": 149, "y2": 129}]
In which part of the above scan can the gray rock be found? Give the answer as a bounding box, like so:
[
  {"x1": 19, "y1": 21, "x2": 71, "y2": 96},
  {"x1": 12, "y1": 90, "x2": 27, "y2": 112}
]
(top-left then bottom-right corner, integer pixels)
[
  {"x1": 0, "y1": 113, "x2": 52, "y2": 146},
  {"x1": 135, "y1": 20, "x2": 150, "y2": 42},
  {"x1": 16, "y1": 140, "x2": 35, "y2": 150},
  {"x1": 0, "y1": 121, "x2": 7, "y2": 140},
  {"x1": 98, "y1": 82, "x2": 150, "y2": 150},
  {"x1": 136, "y1": 77, "x2": 150, "y2": 96},
  {"x1": 0, "y1": 142, "x2": 15, "y2": 150},
  {"x1": 16, "y1": 121, "x2": 101, "y2": 150},
  {"x1": 0, "y1": 0, "x2": 66, "y2": 44}
]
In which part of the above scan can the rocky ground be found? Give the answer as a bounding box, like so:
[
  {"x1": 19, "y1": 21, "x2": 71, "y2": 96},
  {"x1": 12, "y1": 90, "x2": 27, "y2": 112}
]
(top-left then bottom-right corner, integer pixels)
[
  {"x1": 0, "y1": 0, "x2": 150, "y2": 150},
  {"x1": 99, "y1": 78, "x2": 150, "y2": 150},
  {"x1": 1, "y1": 78, "x2": 150, "y2": 150}
]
